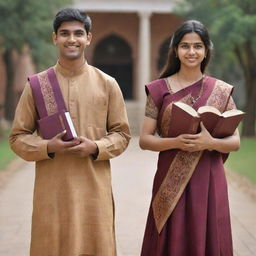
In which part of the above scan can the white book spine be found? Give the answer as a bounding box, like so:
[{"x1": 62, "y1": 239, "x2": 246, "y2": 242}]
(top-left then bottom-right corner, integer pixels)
[{"x1": 65, "y1": 112, "x2": 77, "y2": 138}]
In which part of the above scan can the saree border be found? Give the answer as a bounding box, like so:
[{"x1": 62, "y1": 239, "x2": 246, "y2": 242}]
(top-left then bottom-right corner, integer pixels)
[
  {"x1": 152, "y1": 78, "x2": 233, "y2": 233},
  {"x1": 152, "y1": 150, "x2": 202, "y2": 233}
]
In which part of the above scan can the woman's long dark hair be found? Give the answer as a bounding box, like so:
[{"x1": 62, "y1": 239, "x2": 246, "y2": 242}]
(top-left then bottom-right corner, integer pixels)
[{"x1": 159, "y1": 20, "x2": 213, "y2": 78}]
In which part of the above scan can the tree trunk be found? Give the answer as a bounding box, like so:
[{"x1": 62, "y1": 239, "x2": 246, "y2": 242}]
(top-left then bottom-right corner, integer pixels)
[
  {"x1": 3, "y1": 48, "x2": 15, "y2": 121},
  {"x1": 235, "y1": 44, "x2": 256, "y2": 137},
  {"x1": 242, "y1": 77, "x2": 256, "y2": 137}
]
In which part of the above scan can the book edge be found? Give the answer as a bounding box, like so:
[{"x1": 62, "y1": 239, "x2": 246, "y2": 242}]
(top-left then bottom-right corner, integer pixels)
[{"x1": 64, "y1": 112, "x2": 78, "y2": 138}]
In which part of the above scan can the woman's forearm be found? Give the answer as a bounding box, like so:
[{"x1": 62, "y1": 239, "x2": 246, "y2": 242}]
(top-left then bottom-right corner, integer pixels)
[
  {"x1": 210, "y1": 134, "x2": 240, "y2": 153},
  {"x1": 139, "y1": 134, "x2": 178, "y2": 152}
]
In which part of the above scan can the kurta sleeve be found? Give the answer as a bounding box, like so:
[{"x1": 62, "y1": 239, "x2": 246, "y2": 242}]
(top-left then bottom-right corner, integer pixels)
[
  {"x1": 94, "y1": 78, "x2": 131, "y2": 161},
  {"x1": 9, "y1": 82, "x2": 51, "y2": 161}
]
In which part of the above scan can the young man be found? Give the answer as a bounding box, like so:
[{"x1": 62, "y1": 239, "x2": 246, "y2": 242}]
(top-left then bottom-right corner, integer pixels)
[{"x1": 9, "y1": 8, "x2": 130, "y2": 256}]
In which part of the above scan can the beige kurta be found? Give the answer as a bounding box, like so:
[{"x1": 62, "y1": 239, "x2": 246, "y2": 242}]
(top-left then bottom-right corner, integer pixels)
[{"x1": 9, "y1": 62, "x2": 131, "y2": 256}]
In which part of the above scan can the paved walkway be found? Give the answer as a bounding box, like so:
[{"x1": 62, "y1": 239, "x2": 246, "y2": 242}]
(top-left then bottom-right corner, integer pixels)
[{"x1": 0, "y1": 137, "x2": 256, "y2": 256}]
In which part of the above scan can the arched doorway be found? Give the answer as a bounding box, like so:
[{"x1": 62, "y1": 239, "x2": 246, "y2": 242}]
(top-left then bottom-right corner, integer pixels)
[
  {"x1": 93, "y1": 34, "x2": 133, "y2": 99},
  {"x1": 157, "y1": 36, "x2": 172, "y2": 73}
]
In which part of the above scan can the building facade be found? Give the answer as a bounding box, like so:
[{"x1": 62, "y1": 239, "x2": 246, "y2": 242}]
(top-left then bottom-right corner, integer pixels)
[
  {"x1": 74, "y1": 0, "x2": 182, "y2": 133},
  {"x1": 0, "y1": 0, "x2": 182, "y2": 133}
]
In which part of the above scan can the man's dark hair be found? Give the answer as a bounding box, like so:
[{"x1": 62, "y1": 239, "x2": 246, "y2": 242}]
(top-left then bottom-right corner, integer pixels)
[{"x1": 53, "y1": 8, "x2": 92, "y2": 34}]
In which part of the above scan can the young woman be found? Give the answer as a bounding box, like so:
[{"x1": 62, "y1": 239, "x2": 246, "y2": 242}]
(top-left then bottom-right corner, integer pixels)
[{"x1": 139, "y1": 20, "x2": 240, "y2": 256}]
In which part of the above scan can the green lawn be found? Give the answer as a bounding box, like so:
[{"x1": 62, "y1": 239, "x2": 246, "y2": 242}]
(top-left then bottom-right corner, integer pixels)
[
  {"x1": 0, "y1": 131, "x2": 16, "y2": 171},
  {"x1": 225, "y1": 137, "x2": 256, "y2": 184}
]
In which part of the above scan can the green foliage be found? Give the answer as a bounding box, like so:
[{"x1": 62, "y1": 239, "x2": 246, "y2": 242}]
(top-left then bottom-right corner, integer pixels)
[
  {"x1": 0, "y1": 130, "x2": 16, "y2": 171},
  {"x1": 0, "y1": 0, "x2": 72, "y2": 69},
  {"x1": 225, "y1": 137, "x2": 256, "y2": 184},
  {"x1": 179, "y1": 0, "x2": 256, "y2": 47},
  {"x1": 175, "y1": 0, "x2": 256, "y2": 137},
  {"x1": 175, "y1": 0, "x2": 256, "y2": 79}
]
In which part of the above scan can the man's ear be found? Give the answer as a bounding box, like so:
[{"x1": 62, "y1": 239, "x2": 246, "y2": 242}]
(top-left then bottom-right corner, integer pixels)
[
  {"x1": 52, "y1": 32, "x2": 57, "y2": 45},
  {"x1": 86, "y1": 32, "x2": 92, "y2": 46}
]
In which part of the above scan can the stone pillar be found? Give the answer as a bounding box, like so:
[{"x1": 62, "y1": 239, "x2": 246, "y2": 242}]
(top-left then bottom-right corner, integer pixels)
[{"x1": 137, "y1": 11, "x2": 151, "y2": 132}]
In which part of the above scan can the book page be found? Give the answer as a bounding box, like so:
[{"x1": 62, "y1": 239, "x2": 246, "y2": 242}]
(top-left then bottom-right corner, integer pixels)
[
  {"x1": 173, "y1": 102, "x2": 199, "y2": 117},
  {"x1": 65, "y1": 112, "x2": 78, "y2": 138},
  {"x1": 222, "y1": 109, "x2": 244, "y2": 118},
  {"x1": 198, "y1": 106, "x2": 221, "y2": 116}
]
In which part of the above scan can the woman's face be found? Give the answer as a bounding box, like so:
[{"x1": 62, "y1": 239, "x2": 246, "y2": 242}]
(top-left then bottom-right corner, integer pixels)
[{"x1": 176, "y1": 32, "x2": 206, "y2": 70}]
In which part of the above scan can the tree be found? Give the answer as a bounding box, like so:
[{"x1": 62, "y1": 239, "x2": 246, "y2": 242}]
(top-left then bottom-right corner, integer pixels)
[
  {"x1": 175, "y1": 0, "x2": 256, "y2": 136},
  {"x1": 0, "y1": 0, "x2": 72, "y2": 120}
]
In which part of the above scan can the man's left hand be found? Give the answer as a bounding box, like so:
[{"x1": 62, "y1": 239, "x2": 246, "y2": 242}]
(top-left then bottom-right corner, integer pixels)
[{"x1": 67, "y1": 136, "x2": 98, "y2": 158}]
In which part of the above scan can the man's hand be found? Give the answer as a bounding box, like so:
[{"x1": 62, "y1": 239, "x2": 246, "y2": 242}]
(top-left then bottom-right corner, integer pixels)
[
  {"x1": 47, "y1": 130, "x2": 81, "y2": 154},
  {"x1": 67, "y1": 136, "x2": 98, "y2": 158}
]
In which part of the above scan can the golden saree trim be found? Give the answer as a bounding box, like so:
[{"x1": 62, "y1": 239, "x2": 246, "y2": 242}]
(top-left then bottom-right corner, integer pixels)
[
  {"x1": 207, "y1": 80, "x2": 233, "y2": 113},
  {"x1": 152, "y1": 79, "x2": 233, "y2": 233},
  {"x1": 145, "y1": 95, "x2": 158, "y2": 120},
  {"x1": 38, "y1": 71, "x2": 58, "y2": 116},
  {"x1": 153, "y1": 150, "x2": 203, "y2": 233}
]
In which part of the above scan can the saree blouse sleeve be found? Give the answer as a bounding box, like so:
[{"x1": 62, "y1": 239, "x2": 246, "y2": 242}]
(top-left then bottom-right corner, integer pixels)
[
  {"x1": 145, "y1": 94, "x2": 158, "y2": 119},
  {"x1": 144, "y1": 79, "x2": 169, "y2": 120}
]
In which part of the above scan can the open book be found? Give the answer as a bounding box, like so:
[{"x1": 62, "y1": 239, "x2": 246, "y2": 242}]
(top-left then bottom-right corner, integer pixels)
[
  {"x1": 38, "y1": 110, "x2": 77, "y2": 141},
  {"x1": 169, "y1": 102, "x2": 245, "y2": 138}
]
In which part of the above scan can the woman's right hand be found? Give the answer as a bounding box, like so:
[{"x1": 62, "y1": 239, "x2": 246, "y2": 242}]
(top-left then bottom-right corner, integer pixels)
[
  {"x1": 139, "y1": 117, "x2": 194, "y2": 152},
  {"x1": 174, "y1": 134, "x2": 198, "y2": 151}
]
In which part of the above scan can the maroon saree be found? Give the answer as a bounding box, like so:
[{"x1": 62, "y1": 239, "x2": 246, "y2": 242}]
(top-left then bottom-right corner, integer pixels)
[{"x1": 141, "y1": 77, "x2": 234, "y2": 256}]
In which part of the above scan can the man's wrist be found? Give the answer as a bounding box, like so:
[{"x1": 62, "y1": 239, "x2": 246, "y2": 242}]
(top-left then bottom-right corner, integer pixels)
[
  {"x1": 46, "y1": 141, "x2": 55, "y2": 158},
  {"x1": 91, "y1": 143, "x2": 99, "y2": 160},
  {"x1": 47, "y1": 140, "x2": 54, "y2": 154}
]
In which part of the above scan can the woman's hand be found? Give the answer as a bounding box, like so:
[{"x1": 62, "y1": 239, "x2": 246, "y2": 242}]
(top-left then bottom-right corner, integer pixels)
[
  {"x1": 178, "y1": 122, "x2": 240, "y2": 153},
  {"x1": 176, "y1": 122, "x2": 214, "y2": 152},
  {"x1": 139, "y1": 116, "x2": 240, "y2": 153}
]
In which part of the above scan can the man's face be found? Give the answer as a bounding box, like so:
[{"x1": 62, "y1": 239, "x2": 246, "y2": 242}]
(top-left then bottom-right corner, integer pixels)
[{"x1": 52, "y1": 20, "x2": 92, "y2": 61}]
